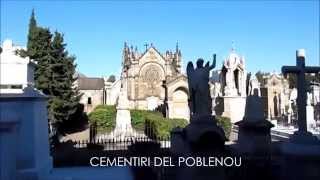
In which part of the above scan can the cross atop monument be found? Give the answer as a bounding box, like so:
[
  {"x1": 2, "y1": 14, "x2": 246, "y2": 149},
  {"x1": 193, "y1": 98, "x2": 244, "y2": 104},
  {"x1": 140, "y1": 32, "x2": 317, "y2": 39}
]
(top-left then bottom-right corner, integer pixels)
[
  {"x1": 144, "y1": 43, "x2": 149, "y2": 52},
  {"x1": 231, "y1": 41, "x2": 235, "y2": 52},
  {"x1": 282, "y1": 49, "x2": 320, "y2": 133}
]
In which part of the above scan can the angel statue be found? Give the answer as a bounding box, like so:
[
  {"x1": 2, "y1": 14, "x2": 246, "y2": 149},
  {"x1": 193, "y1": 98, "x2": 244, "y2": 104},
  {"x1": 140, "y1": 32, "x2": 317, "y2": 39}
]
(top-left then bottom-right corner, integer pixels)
[{"x1": 187, "y1": 54, "x2": 216, "y2": 117}]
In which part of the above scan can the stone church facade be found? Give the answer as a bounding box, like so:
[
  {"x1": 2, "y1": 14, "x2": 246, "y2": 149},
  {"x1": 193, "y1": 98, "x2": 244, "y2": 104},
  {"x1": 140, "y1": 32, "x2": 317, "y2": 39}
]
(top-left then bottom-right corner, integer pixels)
[{"x1": 121, "y1": 43, "x2": 189, "y2": 120}]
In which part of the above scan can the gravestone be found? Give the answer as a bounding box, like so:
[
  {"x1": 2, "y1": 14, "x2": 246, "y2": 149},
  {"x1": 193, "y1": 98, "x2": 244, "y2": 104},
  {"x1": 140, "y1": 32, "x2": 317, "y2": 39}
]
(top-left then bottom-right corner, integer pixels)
[
  {"x1": 236, "y1": 89, "x2": 274, "y2": 154},
  {"x1": 235, "y1": 89, "x2": 274, "y2": 180},
  {"x1": 249, "y1": 77, "x2": 261, "y2": 96},
  {"x1": 306, "y1": 92, "x2": 315, "y2": 132}
]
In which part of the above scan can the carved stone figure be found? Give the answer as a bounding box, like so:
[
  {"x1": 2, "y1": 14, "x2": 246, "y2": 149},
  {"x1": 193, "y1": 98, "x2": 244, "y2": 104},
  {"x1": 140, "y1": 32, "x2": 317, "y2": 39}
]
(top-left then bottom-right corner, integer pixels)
[
  {"x1": 187, "y1": 55, "x2": 216, "y2": 116},
  {"x1": 249, "y1": 78, "x2": 261, "y2": 96}
]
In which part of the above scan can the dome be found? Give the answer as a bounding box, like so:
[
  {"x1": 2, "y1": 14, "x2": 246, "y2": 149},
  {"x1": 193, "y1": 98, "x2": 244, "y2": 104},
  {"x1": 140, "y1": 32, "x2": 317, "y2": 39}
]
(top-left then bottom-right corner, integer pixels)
[{"x1": 224, "y1": 50, "x2": 243, "y2": 68}]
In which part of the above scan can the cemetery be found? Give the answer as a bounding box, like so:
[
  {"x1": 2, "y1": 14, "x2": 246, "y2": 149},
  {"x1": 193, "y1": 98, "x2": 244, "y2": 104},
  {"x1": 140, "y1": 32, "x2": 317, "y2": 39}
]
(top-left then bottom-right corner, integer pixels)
[{"x1": 1, "y1": 1, "x2": 320, "y2": 180}]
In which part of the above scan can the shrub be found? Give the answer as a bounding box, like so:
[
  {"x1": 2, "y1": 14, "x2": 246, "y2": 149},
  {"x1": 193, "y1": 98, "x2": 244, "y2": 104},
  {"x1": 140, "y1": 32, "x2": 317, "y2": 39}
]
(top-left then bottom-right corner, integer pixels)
[
  {"x1": 145, "y1": 115, "x2": 188, "y2": 139},
  {"x1": 88, "y1": 105, "x2": 188, "y2": 137},
  {"x1": 216, "y1": 116, "x2": 232, "y2": 138},
  {"x1": 130, "y1": 109, "x2": 163, "y2": 132},
  {"x1": 88, "y1": 105, "x2": 116, "y2": 133}
]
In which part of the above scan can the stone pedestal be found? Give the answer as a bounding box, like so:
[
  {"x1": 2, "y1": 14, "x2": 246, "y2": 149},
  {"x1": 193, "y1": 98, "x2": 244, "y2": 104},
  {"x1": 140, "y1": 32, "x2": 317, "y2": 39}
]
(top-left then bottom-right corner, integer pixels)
[
  {"x1": 235, "y1": 94, "x2": 274, "y2": 155},
  {"x1": 114, "y1": 108, "x2": 134, "y2": 139},
  {"x1": 0, "y1": 87, "x2": 52, "y2": 180},
  {"x1": 306, "y1": 105, "x2": 315, "y2": 132},
  {"x1": 222, "y1": 96, "x2": 246, "y2": 123},
  {"x1": 170, "y1": 115, "x2": 227, "y2": 180},
  {"x1": 236, "y1": 120, "x2": 274, "y2": 155},
  {"x1": 113, "y1": 86, "x2": 134, "y2": 139},
  {"x1": 0, "y1": 120, "x2": 19, "y2": 180},
  {"x1": 171, "y1": 115, "x2": 227, "y2": 155}
]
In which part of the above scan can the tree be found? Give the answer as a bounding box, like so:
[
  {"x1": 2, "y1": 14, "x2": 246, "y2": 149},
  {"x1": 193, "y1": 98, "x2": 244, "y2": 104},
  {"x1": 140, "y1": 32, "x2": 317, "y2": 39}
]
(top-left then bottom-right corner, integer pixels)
[
  {"x1": 287, "y1": 73, "x2": 320, "y2": 90},
  {"x1": 255, "y1": 71, "x2": 269, "y2": 86},
  {"x1": 48, "y1": 32, "x2": 82, "y2": 129},
  {"x1": 20, "y1": 10, "x2": 81, "y2": 133},
  {"x1": 107, "y1": 75, "x2": 116, "y2": 82},
  {"x1": 18, "y1": 9, "x2": 39, "y2": 58}
]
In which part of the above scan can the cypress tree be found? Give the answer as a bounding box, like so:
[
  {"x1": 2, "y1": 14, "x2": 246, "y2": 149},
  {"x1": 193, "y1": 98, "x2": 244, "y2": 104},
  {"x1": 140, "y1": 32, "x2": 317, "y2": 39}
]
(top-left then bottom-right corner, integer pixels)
[
  {"x1": 18, "y1": 9, "x2": 38, "y2": 58},
  {"x1": 21, "y1": 10, "x2": 81, "y2": 133},
  {"x1": 49, "y1": 32, "x2": 81, "y2": 128}
]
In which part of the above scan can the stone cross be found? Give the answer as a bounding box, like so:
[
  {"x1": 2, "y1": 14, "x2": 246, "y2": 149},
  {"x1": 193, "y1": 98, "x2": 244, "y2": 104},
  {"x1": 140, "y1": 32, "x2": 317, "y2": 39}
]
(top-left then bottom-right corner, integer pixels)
[
  {"x1": 144, "y1": 43, "x2": 149, "y2": 52},
  {"x1": 282, "y1": 49, "x2": 320, "y2": 132}
]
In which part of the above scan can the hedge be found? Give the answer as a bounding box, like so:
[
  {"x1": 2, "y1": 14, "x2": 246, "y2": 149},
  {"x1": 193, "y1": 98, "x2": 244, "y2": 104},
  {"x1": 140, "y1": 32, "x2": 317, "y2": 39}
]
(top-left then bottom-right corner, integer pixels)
[
  {"x1": 88, "y1": 105, "x2": 116, "y2": 133},
  {"x1": 145, "y1": 116, "x2": 188, "y2": 139},
  {"x1": 88, "y1": 105, "x2": 231, "y2": 139}
]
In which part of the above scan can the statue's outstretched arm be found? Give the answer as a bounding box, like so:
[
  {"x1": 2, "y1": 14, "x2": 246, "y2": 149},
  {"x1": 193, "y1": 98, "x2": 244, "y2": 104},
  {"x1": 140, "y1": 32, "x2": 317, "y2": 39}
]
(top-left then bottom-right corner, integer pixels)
[{"x1": 210, "y1": 54, "x2": 216, "y2": 70}]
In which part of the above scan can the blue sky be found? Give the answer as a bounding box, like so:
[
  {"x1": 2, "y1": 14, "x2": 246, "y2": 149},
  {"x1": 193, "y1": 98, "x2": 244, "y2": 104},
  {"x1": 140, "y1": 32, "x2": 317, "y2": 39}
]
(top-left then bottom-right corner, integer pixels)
[{"x1": 1, "y1": 0, "x2": 319, "y2": 78}]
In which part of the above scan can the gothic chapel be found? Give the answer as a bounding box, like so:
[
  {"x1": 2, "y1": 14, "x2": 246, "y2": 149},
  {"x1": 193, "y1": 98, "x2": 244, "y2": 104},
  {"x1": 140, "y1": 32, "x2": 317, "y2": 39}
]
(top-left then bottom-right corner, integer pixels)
[{"x1": 121, "y1": 43, "x2": 190, "y2": 120}]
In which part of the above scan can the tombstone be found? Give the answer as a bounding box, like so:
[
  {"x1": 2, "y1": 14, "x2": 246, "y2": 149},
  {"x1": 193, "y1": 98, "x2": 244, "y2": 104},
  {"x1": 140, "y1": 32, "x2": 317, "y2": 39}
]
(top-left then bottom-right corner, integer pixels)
[
  {"x1": 235, "y1": 89, "x2": 274, "y2": 179},
  {"x1": 236, "y1": 89, "x2": 274, "y2": 154},
  {"x1": 287, "y1": 101, "x2": 293, "y2": 126},
  {"x1": 306, "y1": 92, "x2": 315, "y2": 131},
  {"x1": 249, "y1": 77, "x2": 261, "y2": 96},
  {"x1": 0, "y1": 86, "x2": 52, "y2": 180}
]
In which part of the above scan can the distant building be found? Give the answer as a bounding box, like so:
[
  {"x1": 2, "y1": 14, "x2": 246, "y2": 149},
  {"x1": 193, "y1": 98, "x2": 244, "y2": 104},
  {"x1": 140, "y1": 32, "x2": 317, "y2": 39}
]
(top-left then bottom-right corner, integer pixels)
[
  {"x1": 0, "y1": 39, "x2": 35, "y2": 94},
  {"x1": 260, "y1": 73, "x2": 290, "y2": 120},
  {"x1": 75, "y1": 74, "x2": 104, "y2": 113},
  {"x1": 119, "y1": 43, "x2": 189, "y2": 120}
]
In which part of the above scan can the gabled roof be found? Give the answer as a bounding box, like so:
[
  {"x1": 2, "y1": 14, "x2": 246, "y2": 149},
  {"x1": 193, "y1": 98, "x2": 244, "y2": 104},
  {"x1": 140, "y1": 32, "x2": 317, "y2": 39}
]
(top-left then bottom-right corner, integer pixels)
[
  {"x1": 78, "y1": 77, "x2": 104, "y2": 90},
  {"x1": 137, "y1": 45, "x2": 166, "y2": 62}
]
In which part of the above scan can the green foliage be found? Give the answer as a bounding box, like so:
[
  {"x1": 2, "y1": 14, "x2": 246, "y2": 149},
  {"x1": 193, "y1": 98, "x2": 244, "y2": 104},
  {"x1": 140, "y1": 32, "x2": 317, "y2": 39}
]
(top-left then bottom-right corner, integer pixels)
[
  {"x1": 107, "y1": 75, "x2": 116, "y2": 82},
  {"x1": 287, "y1": 73, "x2": 320, "y2": 89},
  {"x1": 19, "y1": 10, "x2": 81, "y2": 133},
  {"x1": 145, "y1": 114, "x2": 188, "y2": 139},
  {"x1": 130, "y1": 109, "x2": 161, "y2": 132},
  {"x1": 255, "y1": 71, "x2": 269, "y2": 86},
  {"x1": 88, "y1": 105, "x2": 116, "y2": 133},
  {"x1": 216, "y1": 116, "x2": 232, "y2": 138},
  {"x1": 88, "y1": 106, "x2": 188, "y2": 137}
]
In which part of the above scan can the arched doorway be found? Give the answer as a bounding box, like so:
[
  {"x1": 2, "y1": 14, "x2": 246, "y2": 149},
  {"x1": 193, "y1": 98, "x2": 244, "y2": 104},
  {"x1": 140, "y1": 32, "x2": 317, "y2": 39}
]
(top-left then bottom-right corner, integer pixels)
[{"x1": 172, "y1": 87, "x2": 189, "y2": 120}]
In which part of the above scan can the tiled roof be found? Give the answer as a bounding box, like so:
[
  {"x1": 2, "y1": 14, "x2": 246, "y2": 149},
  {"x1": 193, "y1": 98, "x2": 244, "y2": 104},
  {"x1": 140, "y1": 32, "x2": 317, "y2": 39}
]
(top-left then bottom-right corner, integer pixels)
[{"x1": 78, "y1": 77, "x2": 104, "y2": 90}]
